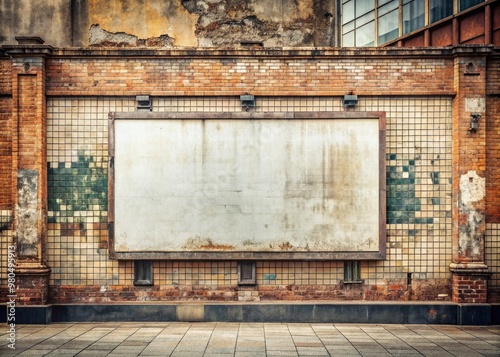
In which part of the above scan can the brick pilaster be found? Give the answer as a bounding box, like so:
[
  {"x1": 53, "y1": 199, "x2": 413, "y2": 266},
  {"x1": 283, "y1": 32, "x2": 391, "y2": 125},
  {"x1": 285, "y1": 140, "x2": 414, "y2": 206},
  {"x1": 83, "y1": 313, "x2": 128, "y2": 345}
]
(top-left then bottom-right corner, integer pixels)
[
  {"x1": 450, "y1": 46, "x2": 493, "y2": 303},
  {"x1": 452, "y1": 273, "x2": 488, "y2": 304},
  {"x1": 4, "y1": 37, "x2": 51, "y2": 305}
]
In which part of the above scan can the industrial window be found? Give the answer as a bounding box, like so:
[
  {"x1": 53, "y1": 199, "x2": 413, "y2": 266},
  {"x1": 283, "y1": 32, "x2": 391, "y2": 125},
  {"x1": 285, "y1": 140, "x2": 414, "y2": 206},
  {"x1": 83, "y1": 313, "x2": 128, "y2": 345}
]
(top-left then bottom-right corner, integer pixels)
[
  {"x1": 430, "y1": 0, "x2": 453, "y2": 23},
  {"x1": 403, "y1": 0, "x2": 425, "y2": 35},
  {"x1": 460, "y1": 0, "x2": 484, "y2": 11},
  {"x1": 342, "y1": 0, "x2": 375, "y2": 47},
  {"x1": 238, "y1": 262, "x2": 256, "y2": 285},
  {"x1": 134, "y1": 260, "x2": 153, "y2": 286},
  {"x1": 378, "y1": 0, "x2": 399, "y2": 44},
  {"x1": 342, "y1": 0, "x2": 486, "y2": 47}
]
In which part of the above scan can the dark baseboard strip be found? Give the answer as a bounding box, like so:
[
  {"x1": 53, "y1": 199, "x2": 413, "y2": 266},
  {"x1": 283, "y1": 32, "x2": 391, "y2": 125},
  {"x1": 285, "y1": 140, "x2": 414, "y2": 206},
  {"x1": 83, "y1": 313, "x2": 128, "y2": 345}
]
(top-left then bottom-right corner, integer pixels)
[{"x1": 2, "y1": 303, "x2": 498, "y2": 325}]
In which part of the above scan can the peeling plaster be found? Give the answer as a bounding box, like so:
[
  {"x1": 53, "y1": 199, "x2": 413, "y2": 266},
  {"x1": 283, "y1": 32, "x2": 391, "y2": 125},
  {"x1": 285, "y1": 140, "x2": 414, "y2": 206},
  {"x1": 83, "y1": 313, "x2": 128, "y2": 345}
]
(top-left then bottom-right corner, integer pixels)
[
  {"x1": 465, "y1": 98, "x2": 486, "y2": 113},
  {"x1": 458, "y1": 170, "x2": 485, "y2": 260},
  {"x1": 89, "y1": 24, "x2": 174, "y2": 47},
  {"x1": 459, "y1": 170, "x2": 485, "y2": 206},
  {"x1": 458, "y1": 210, "x2": 483, "y2": 258},
  {"x1": 87, "y1": 0, "x2": 197, "y2": 46},
  {"x1": 89, "y1": 24, "x2": 137, "y2": 46},
  {"x1": 16, "y1": 170, "x2": 39, "y2": 257},
  {"x1": 1, "y1": 0, "x2": 337, "y2": 47},
  {"x1": 184, "y1": 0, "x2": 337, "y2": 47}
]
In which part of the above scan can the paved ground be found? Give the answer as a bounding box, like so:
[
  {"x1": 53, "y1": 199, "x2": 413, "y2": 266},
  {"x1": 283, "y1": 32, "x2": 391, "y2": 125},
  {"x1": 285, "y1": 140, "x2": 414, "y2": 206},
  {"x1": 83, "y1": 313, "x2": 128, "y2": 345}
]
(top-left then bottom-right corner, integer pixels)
[{"x1": 0, "y1": 322, "x2": 499, "y2": 357}]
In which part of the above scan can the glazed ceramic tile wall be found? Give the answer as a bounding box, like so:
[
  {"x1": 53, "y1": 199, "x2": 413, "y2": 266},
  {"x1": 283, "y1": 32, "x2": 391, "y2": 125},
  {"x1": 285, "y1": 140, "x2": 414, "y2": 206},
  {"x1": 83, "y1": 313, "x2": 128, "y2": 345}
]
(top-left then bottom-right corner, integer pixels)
[
  {"x1": 47, "y1": 98, "x2": 135, "y2": 285},
  {"x1": 44, "y1": 96, "x2": 455, "y2": 288},
  {"x1": 0, "y1": 210, "x2": 12, "y2": 284},
  {"x1": 486, "y1": 224, "x2": 500, "y2": 290}
]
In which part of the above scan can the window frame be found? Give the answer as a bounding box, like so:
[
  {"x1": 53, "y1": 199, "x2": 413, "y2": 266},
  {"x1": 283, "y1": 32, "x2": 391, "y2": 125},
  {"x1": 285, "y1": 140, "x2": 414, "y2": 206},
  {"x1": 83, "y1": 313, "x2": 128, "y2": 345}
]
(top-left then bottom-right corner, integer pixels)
[{"x1": 341, "y1": 0, "x2": 486, "y2": 47}]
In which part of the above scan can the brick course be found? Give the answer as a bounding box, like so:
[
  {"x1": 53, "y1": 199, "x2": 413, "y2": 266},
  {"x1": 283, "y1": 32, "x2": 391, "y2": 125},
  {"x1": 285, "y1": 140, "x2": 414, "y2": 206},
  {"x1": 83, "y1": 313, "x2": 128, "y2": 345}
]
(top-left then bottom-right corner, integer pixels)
[
  {"x1": 48, "y1": 279, "x2": 451, "y2": 303},
  {"x1": 46, "y1": 50, "x2": 455, "y2": 97}
]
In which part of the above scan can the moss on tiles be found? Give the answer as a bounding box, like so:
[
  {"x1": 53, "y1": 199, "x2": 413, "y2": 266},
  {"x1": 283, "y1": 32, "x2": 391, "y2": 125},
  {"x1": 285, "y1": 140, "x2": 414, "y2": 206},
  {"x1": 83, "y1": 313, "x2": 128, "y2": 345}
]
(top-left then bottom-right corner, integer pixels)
[
  {"x1": 48, "y1": 152, "x2": 107, "y2": 223},
  {"x1": 386, "y1": 155, "x2": 432, "y2": 225}
]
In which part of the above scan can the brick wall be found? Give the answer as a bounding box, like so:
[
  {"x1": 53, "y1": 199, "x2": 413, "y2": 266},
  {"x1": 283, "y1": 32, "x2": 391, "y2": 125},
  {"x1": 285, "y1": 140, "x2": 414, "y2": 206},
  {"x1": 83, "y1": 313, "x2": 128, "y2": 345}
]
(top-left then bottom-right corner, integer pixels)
[
  {"x1": 46, "y1": 49, "x2": 455, "y2": 97},
  {"x1": 451, "y1": 54, "x2": 488, "y2": 263},
  {"x1": 0, "y1": 58, "x2": 12, "y2": 95},
  {"x1": 2, "y1": 51, "x2": 52, "y2": 305},
  {"x1": 1, "y1": 47, "x2": 499, "y2": 304},
  {"x1": 452, "y1": 275, "x2": 488, "y2": 303}
]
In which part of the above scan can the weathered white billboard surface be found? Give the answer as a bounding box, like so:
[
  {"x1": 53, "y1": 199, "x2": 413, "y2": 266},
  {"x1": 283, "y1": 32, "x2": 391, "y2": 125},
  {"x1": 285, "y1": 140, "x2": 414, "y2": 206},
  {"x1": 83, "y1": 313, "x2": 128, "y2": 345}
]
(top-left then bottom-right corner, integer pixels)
[{"x1": 109, "y1": 112, "x2": 385, "y2": 260}]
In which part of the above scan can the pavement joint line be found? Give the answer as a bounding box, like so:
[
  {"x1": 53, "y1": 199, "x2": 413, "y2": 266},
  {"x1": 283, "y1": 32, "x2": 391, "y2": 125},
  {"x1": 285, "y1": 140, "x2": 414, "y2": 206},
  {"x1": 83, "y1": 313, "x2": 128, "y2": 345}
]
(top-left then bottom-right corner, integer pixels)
[
  {"x1": 378, "y1": 323, "x2": 421, "y2": 355},
  {"x1": 1, "y1": 323, "x2": 499, "y2": 356}
]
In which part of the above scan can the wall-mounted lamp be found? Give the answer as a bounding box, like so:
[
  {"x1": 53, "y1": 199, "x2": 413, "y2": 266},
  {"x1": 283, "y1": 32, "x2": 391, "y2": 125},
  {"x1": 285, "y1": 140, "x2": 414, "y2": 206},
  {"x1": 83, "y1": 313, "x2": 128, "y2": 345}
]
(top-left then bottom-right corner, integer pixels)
[
  {"x1": 136, "y1": 95, "x2": 152, "y2": 112},
  {"x1": 240, "y1": 93, "x2": 255, "y2": 111},
  {"x1": 343, "y1": 92, "x2": 358, "y2": 108},
  {"x1": 469, "y1": 113, "x2": 481, "y2": 133}
]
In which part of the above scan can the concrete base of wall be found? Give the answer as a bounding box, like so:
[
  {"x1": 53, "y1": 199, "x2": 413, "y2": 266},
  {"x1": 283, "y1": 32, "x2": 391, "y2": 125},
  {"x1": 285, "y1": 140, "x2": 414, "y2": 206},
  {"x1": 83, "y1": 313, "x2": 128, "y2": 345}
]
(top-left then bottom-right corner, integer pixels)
[{"x1": 2, "y1": 302, "x2": 499, "y2": 325}]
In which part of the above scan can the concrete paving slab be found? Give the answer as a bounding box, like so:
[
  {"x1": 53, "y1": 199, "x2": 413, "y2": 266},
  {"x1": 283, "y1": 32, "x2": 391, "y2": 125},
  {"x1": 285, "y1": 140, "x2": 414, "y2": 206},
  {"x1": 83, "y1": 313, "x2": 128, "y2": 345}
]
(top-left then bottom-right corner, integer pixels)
[{"x1": 0, "y1": 323, "x2": 499, "y2": 356}]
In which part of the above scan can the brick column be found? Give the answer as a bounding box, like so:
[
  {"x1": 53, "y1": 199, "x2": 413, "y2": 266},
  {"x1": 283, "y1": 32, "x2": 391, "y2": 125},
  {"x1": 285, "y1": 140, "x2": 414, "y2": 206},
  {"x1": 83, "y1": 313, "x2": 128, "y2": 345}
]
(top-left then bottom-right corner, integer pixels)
[
  {"x1": 4, "y1": 37, "x2": 51, "y2": 305},
  {"x1": 449, "y1": 46, "x2": 492, "y2": 303}
]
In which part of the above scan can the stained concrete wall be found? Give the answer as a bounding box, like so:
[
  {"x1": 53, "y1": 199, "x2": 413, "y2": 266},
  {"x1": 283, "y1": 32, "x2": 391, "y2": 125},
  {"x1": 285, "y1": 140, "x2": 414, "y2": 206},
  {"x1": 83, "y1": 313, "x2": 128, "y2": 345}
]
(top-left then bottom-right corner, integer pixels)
[
  {"x1": 0, "y1": 0, "x2": 339, "y2": 47},
  {"x1": 0, "y1": 0, "x2": 72, "y2": 47}
]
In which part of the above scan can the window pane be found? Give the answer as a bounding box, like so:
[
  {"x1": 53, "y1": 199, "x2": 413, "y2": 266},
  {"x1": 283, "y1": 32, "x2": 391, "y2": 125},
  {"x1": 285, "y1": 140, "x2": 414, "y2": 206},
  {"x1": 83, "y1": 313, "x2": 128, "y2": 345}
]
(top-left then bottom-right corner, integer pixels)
[
  {"x1": 343, "y1": 31, "x2": 355, "y2": 46},
  {"x1": 356, "y1": 0, "x2": 375, "y2": 17},
  {"x1": 343, "y1": 20, "x2": 355, "y2": 33},
  {"x1": 343, "y1": 0, "x2": 355, "y2": 24},
  {"x1": 378, "y1": 0, "x2": 395, "y2": 6},
  {"x1": 460, "y1": 0, "x2": 484, "y2": 11},
  {"x1": 356, "y1": 10, "x2": 375, "y2": 27},
  {"x1": 356, "y1": 22, "x2": 375, "y2": 47},
  {"x1": 403, "y1": 0, "x2": 425, "y2": 35},
  {"x1": 378, "y1": 10, "x2": 399, "y2": 44},
  {"x1": 430, "y1": 0, "x2": 453, "y2": 23},
  {"x1": 379, "y1": 0, "x2": 399, "y2": 16}
]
